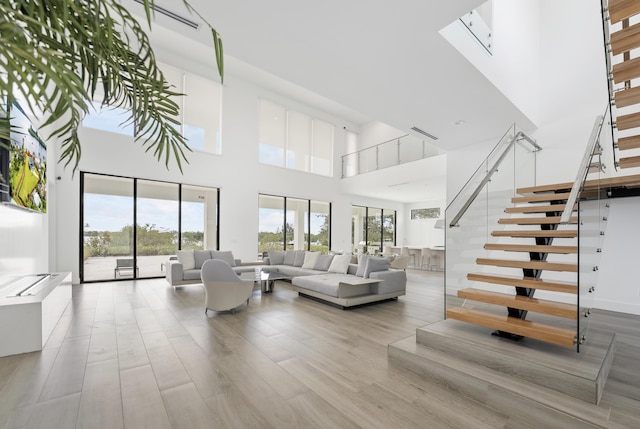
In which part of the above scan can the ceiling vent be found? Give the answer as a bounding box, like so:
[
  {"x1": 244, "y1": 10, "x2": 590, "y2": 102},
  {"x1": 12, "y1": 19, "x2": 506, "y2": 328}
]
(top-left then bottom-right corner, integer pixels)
[
  {"x1": 410, "y1": 126, "x2": 438, "y2": 141},
  {"x1": 133, "y1": 0, "x2": 200, "y2": 30}
]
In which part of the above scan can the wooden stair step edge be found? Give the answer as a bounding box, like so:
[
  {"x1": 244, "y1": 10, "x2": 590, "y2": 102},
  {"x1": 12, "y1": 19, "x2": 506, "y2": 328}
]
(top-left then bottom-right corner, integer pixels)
[
  {"x1": 498, "y1": 216, "x2": 577, "y2": 225},
  {"x1": 446, "y1": 307, "x2": 576, "y2": 348},
  {"x1": 517, "y1": 183, "x2": 573, "y2": 194},
  {"x1": 613, "y1": 57, "x2": 640, "y2": 85},
  {"x1": 619, "y1": 155, "x2": 640, "y2": 169},
  {"x1": 511, "y1": 192, "x2": 571, "y2": 203},
  {"x1": 457, "y1": 288, "x2": 577, "y2": 319},
  {"x1": 504, "y1": 204, "x2": 575, "y2": 214},
  {"x1": 614, "y1": 86, "x2": 640, "y2": 109},
  {"x1": 616, "y1": 110, "x2": 640, "y2": 131},
  {"x1": 467, "y1": 273, "x2": 577, "y2": 294},
  {"x1": 492, "y1": 230, "x2": 578, "y2": 238},
  {"x1": 617, "y1": 134, "x2": 640, "y2": 150},
  {"x1": 609, "y1": 0, "x2": 640, "y2": 24},
  {"x1": 476, "y1": 258, "x2": 578, "y2": 272},
  {"x1": 483, "y1": 243, "x2": 578, "y2": 254},
  {"x1": 611, "y1": 21, "x2": 640, "y2": 55}
]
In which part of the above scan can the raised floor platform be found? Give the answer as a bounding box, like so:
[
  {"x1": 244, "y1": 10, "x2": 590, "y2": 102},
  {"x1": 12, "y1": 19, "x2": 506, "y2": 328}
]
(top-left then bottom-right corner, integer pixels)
[{"x1": 389, "y1": 319, "x2": 616, "y2": 427}]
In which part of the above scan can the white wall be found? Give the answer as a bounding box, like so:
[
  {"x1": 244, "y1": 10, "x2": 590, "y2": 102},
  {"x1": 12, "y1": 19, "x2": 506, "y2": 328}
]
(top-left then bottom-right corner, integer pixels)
[
  {"x1": 0, "y1": 205, "x2": 48, "y2": 275},
  {"x1": 359, "y1": 121, "x2": 406, "y2": 150},
  {"x1": 403, "y1": 200, "x2": 446, "y2": 248}
]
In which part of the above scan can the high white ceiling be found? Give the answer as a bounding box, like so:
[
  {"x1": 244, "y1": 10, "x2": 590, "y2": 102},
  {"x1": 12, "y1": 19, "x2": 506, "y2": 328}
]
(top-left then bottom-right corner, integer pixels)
[{"x1": 129, "y1": 0, "x2": 536, "y2": 202}]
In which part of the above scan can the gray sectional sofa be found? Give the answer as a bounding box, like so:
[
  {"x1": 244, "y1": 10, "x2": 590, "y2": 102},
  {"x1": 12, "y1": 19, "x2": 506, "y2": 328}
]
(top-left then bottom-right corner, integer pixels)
[{"x1": 165, "y1": 249, "x2": 406, "y2": 308}]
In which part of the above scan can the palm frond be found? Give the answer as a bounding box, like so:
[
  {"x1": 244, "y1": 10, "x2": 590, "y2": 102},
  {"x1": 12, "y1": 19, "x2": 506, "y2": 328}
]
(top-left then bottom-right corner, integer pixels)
[{"x1": 0, "y1": 0, "x2": 224, "y2": 172}]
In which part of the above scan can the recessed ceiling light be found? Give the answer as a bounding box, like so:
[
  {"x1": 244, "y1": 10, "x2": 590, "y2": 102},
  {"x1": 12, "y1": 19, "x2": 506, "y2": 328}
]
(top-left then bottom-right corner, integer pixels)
[{"x1": 454, "y1": 120, "x2": 466, "y2": 126}]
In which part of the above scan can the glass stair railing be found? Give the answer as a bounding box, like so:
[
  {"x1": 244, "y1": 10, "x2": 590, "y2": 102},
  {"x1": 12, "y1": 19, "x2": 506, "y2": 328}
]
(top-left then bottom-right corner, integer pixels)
[{"x1": 445, "y1": 114, "x2": 612, "y2": 352}]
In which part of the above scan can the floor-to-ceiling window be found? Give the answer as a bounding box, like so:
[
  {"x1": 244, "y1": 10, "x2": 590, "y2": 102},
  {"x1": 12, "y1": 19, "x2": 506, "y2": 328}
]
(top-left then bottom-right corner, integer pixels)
[
  {"x1": 351, "y1": 205, "x2": 396, "y2": 255},
  {"x1": 258, "y1": 194, "x2": 331, "y2": 256},
  {"x1": 81, "y1": 172, "x2": 219, "y2": 282}
]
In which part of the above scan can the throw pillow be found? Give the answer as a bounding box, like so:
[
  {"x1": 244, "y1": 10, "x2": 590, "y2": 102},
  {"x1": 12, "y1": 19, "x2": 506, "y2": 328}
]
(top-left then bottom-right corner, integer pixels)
[
  {"x1": 293, "y1": 250, "x2": 305, "y2": 267},
  {"x1": 283, "y1": 250, "x2": 296, "y2": 266},
  {"x1": 355, "y1": 254, "x2": 370, "y2": 277},
  {"x1": 327, "y1": 254, "x2": 351, "y2": 274},
  {"x1": 194, "y1": 250, "x2": 212, "y2": 269},
  {"x1": 211, "y1": 250, "x2": 236, "y2": 267},
  {"x1": 314, "y1": 254, "x2": 334, "y2": 271},
  {"x1": 363, "y1": 256, "x2": 391, "y2": 278},
  {"x1": 301, "y1": 251, "x2": 320, "y2": 269},
  {"x1": 268, "y1": 250, "x2": 285, "y2": 265},
  {"x1": 176, "y1": 250, "x2": 195, "y2": 270}
]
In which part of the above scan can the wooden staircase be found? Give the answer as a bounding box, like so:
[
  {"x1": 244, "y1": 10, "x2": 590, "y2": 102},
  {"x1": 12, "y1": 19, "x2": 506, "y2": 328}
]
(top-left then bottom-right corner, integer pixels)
[
  {"x1": 606, "y1": 0, "x2": 640, "y2": 170},
  {"x1": 446, "y1": 182, "x2": 583, "y2": 348}
]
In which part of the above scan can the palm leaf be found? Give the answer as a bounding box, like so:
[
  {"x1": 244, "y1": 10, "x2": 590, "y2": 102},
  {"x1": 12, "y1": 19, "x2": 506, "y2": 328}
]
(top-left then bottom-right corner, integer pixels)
[{"x1": 0, "y1": 0, "x2": 224, "y2": 172}]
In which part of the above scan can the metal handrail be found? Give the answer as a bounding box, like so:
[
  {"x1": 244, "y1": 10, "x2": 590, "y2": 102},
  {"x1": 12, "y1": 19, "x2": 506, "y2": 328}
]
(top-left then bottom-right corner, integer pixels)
[
  {"x1": 447, "y1": 126, "x2": 540, "y2": 228},
  {"x1": 560, "y1": 108, "x2": 609, "y2": 224}
]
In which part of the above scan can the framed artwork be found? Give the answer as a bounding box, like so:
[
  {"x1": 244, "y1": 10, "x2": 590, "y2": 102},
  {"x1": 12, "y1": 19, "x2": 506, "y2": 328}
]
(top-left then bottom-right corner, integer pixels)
[{"x1": 411, "y1": 208, "x2": 440, "y2": 220}]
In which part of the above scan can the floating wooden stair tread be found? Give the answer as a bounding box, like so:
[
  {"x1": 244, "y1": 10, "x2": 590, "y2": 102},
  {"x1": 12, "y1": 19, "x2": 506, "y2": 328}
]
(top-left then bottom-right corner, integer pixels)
[
  {"x1": 498, "y1": 216, "x2": 577, "y2": 225},
  {"x1": 476, "y1": 258, "x2": 577, "y2": 272},
  {"x1": 457, "y1": 289, "x2": 577, "y2": 320},
  {"x1": 446, "y1": 307, "x2": 576, "y2": 348},
  {"x1": 611, "y1": 21, "x2": 640, "y2": 55},
  {"x1": 484, "y1": 243, "x2": 578, "y2": 254},
  {"x1": 517, "y1": 174, "x2": 640, "y2": 194},
  {"x1": 467, "y1": 273, "x2": 577, "y2": 294},
  {"x1": 614, "y1": 86, "x2": 640, "y2": 109},
  {"x1": 616, "y1": 111, "x2": 640, "y2": 131},
  {"x1": 609, "y1": 0, "x2": 640, "y2": 24},
  {"x1": 619, "y1": 155, "x2": 640, "y2": 169},
  {"x1": 492, "y1": 230, "x2": 578, "y2": 238},
  {"x1": 511, "y1": 192, "x2": 571, "y2": 203},
  {"x1": 617, "y1": 135, "x2": 640, "y2": 151},
  {"x1": 504, "y1": 204, "x2": 574, "y2": 214},
  {"x1": 613, "y1": 57, "x2": 640, "y2": 85}
]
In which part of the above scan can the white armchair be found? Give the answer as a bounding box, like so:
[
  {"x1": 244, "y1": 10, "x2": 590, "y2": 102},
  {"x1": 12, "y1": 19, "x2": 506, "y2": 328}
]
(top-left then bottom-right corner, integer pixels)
[{"x1": 201, "y1": 259, "x2": 255, "y2": 314}]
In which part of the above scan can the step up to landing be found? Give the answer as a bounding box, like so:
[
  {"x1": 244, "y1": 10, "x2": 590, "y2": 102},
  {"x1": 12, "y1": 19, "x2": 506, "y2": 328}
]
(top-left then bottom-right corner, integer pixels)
[{"x1": 389, "y1": 317, "x2": 616, "y2": 406}]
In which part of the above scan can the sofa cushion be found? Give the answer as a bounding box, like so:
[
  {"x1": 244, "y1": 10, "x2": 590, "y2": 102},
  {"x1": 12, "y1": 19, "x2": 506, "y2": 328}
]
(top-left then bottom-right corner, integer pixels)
[
  {"x1": 355, "y1": 254, "x2": 370, "y2": 277},
  {"x1": 194, "y1": 250, "x2": 212, "y2": 269},
  {"x1": 293, "y1": 250, "x2": 306, "y2": 267},
  {"x1": 328, "y1": 254, "x2": 351, "y2": 274},
  {"x1": 176, "y1": 250, "x2": 195, "y2": 271},
  {"x1": 283, "y1": 250, "x2": 297, "y2": 266},
  {"x1": 363, "y1": 256, "x2": 390, "y2": 278},
  {"x1": 301, "y1": 251, "x2": 320, "y2": 269},
  {"x1": 292, "y1": 274, "x2": 357, "y2": 298},
  {"x1": 212, "y1": 250, "x2": 236, "y2": 267},
  {"x1": 314, "y1": 254, "x2": 334, "y2": 271},
  {"x1": 268, "y1": 250, "x2": 285, "y2": 265},
  {"x1": 183, "y1": 269, "x2": 202, "y2": 281}
]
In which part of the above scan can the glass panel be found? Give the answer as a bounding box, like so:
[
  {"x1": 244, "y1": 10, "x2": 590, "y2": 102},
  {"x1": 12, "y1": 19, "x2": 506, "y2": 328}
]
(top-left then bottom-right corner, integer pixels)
[
  {"x1": 259, "y1": 100, "x2": 286, "y2": 167},
  {"x1": 82, "y1": 101, "x2": 134, "y2": 136},
  {"x1": 351, "y1": 206, "x2": 367, "y2": 254},
  {"x1": 258, "y1": 195, "x2": 285, "y2": 255},
  {"x1": 378, "y1": 140, "x2": 398, "y2": 170},
  {"x1": 82, "y1": 174, "x2": 134, "y2": 282},
  {"x1": 136, "y1": 180, "x2": 179, "y2": 278},
  {"x1": 382, "y1": 210, "x2": 396, "y2": 247},
  {"x1": 367, "y1": 208, "x2": 382, "y2": 255},
  {"x1": 342, "y1": 152, "x2": 358, "y2": 178},
  {"x1": 445, "y1": 126, "x2": 541, "y2": 339},
  {"x1": 358, "y1": 147, "x2": 377, "y2": 174},
  {"x1": 286, "y1": 198, "x2": 309, "y2": 250},
  {"x1": 311, "y1": 119, "x2": 333, "y2": 176},
  {"x1": 310, "y1": 201, "x2": 330, "y2": 252},
  {"x1": 183, "y1": 73, "x2": 222, "y2": 154},
  {"x1": 181, "y1": 185, "x2": 218, "y2": 251},
  {"x1": 399, "y1": 135, "x2": 424, "y2": 164},
  {"x1": 287, "y1": 111, "x2": 311, "y2": 172},
  {"x1": 459, "y1": 5, "x2": 493, "y2": 55}
]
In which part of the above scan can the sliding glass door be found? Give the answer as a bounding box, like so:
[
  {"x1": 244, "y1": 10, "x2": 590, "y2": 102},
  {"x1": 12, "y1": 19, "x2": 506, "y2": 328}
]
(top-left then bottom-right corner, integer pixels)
[
  {"x1": 81, "y1": 172, "x2": 219, "y2": 283},
  {"x1": 351, "y1": 205, "x2": 396, "y2": 255}
]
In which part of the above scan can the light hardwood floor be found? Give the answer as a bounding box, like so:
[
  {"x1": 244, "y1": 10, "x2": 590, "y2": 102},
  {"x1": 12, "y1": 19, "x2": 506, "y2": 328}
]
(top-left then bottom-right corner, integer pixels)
[{"x1": 0, "y1": 271, "x2": 638, "y2": 428}]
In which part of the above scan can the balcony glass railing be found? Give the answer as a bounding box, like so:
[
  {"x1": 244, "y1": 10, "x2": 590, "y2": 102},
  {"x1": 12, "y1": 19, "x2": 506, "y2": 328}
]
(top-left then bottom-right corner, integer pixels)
[{"x1": 341, "y1": 134, "x2": 442, "y2": 178}]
